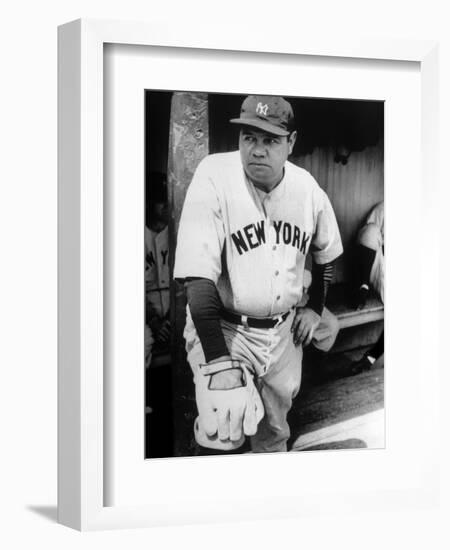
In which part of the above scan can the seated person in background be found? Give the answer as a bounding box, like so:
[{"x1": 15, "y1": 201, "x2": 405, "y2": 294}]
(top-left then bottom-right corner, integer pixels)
[
  {"x1": 350, "y1": 201, "x2": 384, "y2": 373},
  {"x1": 351, "y1": 332, "x2": 384, "y2": 374},
  {"x1": 352, "y1": 201, "x2": 384, "y2": 309},
  {"x1": 145, "y1": 172, "x2": 171, "y2": 368}
]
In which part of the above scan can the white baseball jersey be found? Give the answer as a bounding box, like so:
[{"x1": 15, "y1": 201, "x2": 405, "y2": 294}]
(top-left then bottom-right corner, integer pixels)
[
  {"x1": 366, "y1": 202, "x2": 384, "y2": 242},
  {"x1": 366, "y1": 201, "x2": 384, "y2": 302},
  {"x1": 174, "y1": 151, "x2": 343, "y2": 318},
  {"x1": 145, "y1": 225, "x2": 170, "y2": 318}
]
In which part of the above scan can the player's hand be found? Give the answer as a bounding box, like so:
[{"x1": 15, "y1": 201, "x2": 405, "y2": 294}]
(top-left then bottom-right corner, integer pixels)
[
  {"x1": 208, "y1": 368, "x2": 245, "y2": 390},
  {"x1": 155, "y1": 319, "x2": 171, "y2": 344},
  {"x1": 205, "y1": 355, "x2": 240, "y2": 390},
  {"x1": 291, "y1": 307, "x2": 321, "y2": 347},
  {"x1": 194, "y1": 359, "x2": 264, "y2": 443}
]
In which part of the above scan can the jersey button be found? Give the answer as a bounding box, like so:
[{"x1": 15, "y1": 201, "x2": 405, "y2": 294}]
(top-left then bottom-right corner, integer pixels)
[
  {"x1": 272, "y1": 245, "x2": 276, "y2": 251},
  {"x1": 275, "y1": 270, "x2": 279, "y2": 276},
  {"x1": 276, "y1": 295, "x2": 281, "y2": 301}
]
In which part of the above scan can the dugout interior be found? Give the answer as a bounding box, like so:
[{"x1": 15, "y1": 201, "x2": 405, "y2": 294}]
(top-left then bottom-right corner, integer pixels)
[{"x1": 145, "y1": 91, "x2": 384, "y2": 458}]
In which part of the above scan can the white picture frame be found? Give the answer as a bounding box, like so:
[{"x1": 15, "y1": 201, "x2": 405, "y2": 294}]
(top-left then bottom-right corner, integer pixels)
[{"x1": 58, "y1": 18, "x2": 439, "y2": 531}]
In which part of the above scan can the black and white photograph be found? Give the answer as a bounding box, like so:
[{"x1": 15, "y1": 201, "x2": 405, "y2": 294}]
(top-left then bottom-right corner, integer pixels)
[
  {"x1": 144, "y1": 91, "x2": 384, "y2": 459},
  {"x1": 5, "y1": 1, "x2": 443, "y2": 542}
]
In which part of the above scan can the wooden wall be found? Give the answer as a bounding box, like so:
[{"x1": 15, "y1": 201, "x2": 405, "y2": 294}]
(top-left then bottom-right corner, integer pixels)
[{"x1": 293, "y1": 141, "x2": 384, "y2": 282}]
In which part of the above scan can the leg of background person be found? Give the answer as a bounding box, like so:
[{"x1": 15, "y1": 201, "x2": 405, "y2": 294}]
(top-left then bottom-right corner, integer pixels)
[
  {"x1": 353, "y1": 223, "x2": 382, "y2": 309},
  {"x1": 369, "y1": 330, "x2": 384, "y2": 359},
  {"x1": 349, "y1": 331, "x2": 384, "y2": 375}
]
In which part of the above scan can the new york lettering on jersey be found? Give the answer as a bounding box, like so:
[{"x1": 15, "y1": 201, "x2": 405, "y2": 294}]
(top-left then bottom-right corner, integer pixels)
[
  {"x1": 174, "y1": 151, "x2": 341, "y2": 317},
  {"x1": 231, "y1": 219, "x2": 311, "y2": 256}
]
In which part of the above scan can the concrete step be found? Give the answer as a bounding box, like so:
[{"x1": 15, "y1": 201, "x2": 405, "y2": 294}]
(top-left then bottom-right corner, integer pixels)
[
  {"x1": 288, "y1": 361, "x2": 384, "y2": 451},
  {"x1": 291, "y1": 409, "x2": 384, "y2": 451}
]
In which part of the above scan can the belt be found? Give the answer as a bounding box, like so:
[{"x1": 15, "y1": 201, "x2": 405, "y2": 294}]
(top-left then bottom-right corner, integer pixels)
[{"x1": 222, "y1": 309, "x2": 290, "y2": 329}]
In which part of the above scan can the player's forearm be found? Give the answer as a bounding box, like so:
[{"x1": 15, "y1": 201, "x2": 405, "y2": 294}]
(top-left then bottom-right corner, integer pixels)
[
  {"x1": 307, "y1": 260, "x2": 335, "y2": 316},
  {"x1": 184, "y1": 277, "x2": 229, "y2": 363}
]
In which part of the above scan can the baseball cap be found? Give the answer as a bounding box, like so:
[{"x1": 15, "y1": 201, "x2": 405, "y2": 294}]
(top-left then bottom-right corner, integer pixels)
[{"x1": 230, "y1": 95, "x2": 295, "y2": 136}]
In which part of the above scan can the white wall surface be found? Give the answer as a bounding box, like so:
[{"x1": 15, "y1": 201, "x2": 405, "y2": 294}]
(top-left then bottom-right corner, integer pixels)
[{"x1": 0, "y1": 0, "x2": 448, "y2": 548}]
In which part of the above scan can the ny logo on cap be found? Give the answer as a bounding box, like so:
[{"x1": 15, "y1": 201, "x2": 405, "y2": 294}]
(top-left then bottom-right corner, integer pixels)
[{"x1": 256, "y1": 102, "x2": 269, "y2": 116}]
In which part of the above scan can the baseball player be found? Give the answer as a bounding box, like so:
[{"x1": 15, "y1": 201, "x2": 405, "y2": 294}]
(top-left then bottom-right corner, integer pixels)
[
  {"x1": 350, "y1": 201, "x2": 384, "y2": 372},
  {"x1": 174, "y1": 95, "x2": 343, "y2": 453},
  {"x1": 352, "y1": 201, "x2": 384, "y2": 309},
  {"x1": 145, "y1": 173, "x2": 171, "y2": 368}
]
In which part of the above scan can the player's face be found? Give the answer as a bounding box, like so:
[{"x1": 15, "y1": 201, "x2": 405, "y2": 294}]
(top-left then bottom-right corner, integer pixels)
[{"x1": 239, "y1": 127, "x2": 297, "y2": 191}]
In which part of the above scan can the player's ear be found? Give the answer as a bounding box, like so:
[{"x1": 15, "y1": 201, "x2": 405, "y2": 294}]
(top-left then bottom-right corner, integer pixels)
[{"x1": 288, "y1": 131, "x2": 297, "y2": 154}]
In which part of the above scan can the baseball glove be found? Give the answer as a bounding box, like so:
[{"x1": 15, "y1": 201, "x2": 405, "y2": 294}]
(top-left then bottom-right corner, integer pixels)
[{"x1": 193, "y1": 359, "x2": 264, "y2": 450}]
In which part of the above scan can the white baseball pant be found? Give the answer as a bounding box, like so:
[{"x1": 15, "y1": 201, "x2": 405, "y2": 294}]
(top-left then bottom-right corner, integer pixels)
[{"x1": 184, "y1": 307, "x2": 338, "y2": 453}]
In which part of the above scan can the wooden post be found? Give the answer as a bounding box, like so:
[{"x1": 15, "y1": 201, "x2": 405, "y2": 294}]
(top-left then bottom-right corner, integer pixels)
[{"x1": 167, "y1": 92, "x2": 209, "y2": 457}]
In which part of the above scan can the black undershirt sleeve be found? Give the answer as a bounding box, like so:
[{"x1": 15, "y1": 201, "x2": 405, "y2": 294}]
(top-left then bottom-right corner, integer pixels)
[
  {"x1": 307, "y1": 260, "x2": 336, "y2": 316},
  {"x1": 184, "y1": 277, "x2": 229, "y2": 363}
]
